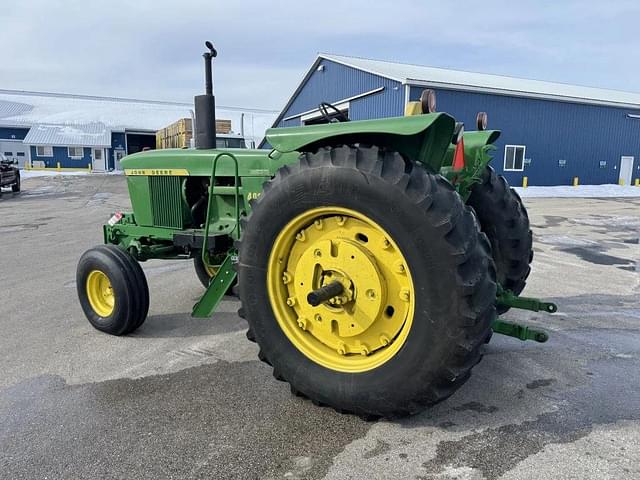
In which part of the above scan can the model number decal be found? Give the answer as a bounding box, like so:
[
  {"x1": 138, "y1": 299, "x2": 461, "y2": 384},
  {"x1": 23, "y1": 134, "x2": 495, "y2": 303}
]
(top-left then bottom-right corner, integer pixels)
[{"x1": 246, "y1": 192, "x2": 261, "y2": 201}]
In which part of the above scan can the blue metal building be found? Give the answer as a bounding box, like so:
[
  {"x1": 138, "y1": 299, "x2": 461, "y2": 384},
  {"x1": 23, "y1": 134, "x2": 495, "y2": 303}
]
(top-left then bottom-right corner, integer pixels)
[
  {"x1": 271, "y1": 54, "x2": 640, "y2": 186},
  {"x1": 0, "y1": 90, "x2": 196, "y2": 171}
]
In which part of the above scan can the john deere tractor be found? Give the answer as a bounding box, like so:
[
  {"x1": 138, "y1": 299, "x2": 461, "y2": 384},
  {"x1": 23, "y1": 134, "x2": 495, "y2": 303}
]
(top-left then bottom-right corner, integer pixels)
[{"x1": 77, "y1": 43, "x2": 556, "y2": 417}]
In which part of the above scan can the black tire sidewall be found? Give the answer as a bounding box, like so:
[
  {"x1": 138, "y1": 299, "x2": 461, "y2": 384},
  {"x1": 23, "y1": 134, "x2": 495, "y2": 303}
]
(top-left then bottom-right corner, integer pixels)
[
  {"x1": 467, "y1": 167, "x2": 532, "y2": 299},
  {"x1": 194, "y1": 255, "x2": 212, "y2": 288},
  {"x1": 76, "y1": 246, "x2": 146, "y2": 335},
  {"x1": 240, "y1": 160, "x2": 490, "y2": 415}
]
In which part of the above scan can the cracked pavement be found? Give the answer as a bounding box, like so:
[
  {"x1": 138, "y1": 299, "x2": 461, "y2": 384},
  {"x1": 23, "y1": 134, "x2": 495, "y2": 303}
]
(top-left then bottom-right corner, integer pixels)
[{"x1": 1, "y1": 175, "x2": 639, "y2": 479}]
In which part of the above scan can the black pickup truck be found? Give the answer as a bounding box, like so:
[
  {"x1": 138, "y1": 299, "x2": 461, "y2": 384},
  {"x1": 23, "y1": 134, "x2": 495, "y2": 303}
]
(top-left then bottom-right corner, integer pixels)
[{"x1": 0, "y1": 154, "x2": 20, "y2": 195}]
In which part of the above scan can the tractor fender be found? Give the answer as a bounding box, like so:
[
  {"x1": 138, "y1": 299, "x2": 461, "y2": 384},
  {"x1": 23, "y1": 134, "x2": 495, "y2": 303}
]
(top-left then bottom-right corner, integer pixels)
[
  {"x1": 443, "y1": 130, "x2": 501, "y2": 168},
  {"x1": 462, "y1": 130, "x2": 501, "y2": 161},
  {"x1": 266, "y1": 113, "x2": 456, "y2": 172}
]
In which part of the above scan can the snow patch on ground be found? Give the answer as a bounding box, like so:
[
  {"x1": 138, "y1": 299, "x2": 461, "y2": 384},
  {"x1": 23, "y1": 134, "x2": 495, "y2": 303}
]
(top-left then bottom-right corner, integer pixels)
[
  {"x1": 536, "y1": 235, "x2": 600, "y2": 247},
  {"x1": 21, "y1": 170, "x2": 122, "y2": 179},
  {"x1": 515, "y1": 184, "x2": 640, "y2": 198}
]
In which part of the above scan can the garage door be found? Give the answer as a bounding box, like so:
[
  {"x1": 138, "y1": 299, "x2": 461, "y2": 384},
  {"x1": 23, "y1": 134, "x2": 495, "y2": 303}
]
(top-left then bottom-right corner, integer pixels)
[{"x1": 0, "y1": 141, "x2": 29, "y2": 168}]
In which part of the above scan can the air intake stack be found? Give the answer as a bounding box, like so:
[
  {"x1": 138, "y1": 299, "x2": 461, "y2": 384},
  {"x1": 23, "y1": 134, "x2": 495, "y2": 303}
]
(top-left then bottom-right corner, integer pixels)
[{"x1": 194, "y1": 41, "x2": 217, "y2": 149}]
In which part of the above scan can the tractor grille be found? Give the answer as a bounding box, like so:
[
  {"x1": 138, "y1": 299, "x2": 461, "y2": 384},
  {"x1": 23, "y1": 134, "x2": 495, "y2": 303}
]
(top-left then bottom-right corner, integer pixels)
[{"x1": 149, "y1": 176, "x2": 184, "y2": 229}]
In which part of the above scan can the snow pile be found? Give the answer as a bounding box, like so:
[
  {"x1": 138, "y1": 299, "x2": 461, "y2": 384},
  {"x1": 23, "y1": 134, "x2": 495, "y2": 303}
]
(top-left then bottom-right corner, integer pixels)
[
  {"x1": 514, "y1": 184, "x2": 640, "y2": 198},
  {"x1": 21, "y1": 170, "x2": 89, "y2": 178},
  {"x1": 20, "y1": 170, "x2": 126, "y2": 179}
]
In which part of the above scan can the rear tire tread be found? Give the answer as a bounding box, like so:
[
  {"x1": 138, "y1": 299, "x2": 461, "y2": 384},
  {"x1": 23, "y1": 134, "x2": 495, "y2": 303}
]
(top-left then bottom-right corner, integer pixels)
[{"x1": 238, "y1": 145, "x2": 496, "y2": 417}]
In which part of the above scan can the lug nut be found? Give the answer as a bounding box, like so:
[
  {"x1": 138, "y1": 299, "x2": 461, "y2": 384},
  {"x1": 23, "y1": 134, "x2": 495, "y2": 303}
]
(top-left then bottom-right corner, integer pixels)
[
  {"x1": 297, "y1": 317, "x2": 308, "y2": 330},
  {"x1": 379, "y1": 334, "x2": 390, "y2": 346},
  {"x1": 399, "y1": 289, "x2": 410, "y2": 302},
  {"x1": 314, "y1": 219, "x2": 323, "y2": 230},
  {"x1": 314, "y1": 314, "x2": 322, "y2": 322},
  {"x1": 282, "y1": 272, "x2": 292, "y2": 284},
  {"x1": 360, "y1": 344, "x2": 370, "y2": 356},
  {"x1": 336, "y1": 216, "x2": 346, "y2": 226},
  {"x1": 337, "y1": 343, "x2": 347, "y2": 355},
  {"x1": 382, "y1": 238, "x2": 391, "y2": 250},
  {"x1": 286, "y1": 297, "x2": 297, "y2": 307},
  {"x1": 395, "y1": 261, "x2": 405, "y2": 273},
  {"x1": 295, "y1": 231, "x2": 306, "y2": 242}
]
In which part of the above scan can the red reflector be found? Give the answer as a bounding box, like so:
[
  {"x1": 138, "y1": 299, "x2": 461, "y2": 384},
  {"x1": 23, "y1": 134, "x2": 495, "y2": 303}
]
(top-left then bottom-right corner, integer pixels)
[{"x1": 452, "y1": 137, "x2": 465, "y2": 171}]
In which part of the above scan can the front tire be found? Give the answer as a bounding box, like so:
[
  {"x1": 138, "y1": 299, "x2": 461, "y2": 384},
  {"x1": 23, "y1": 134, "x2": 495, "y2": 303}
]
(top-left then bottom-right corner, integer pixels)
[
  {"x1": 194, "y1": 254, "x2": 217, "y2": 288},
  {"x1": 238, "y1": 145, "x2": 496, "y2": 417},
  {"x1": 77, "y1": 245, "x2": 149, "y2": 335},
  {"x1": 194, "y1": 252, "x2": 237, "y2": 293}
]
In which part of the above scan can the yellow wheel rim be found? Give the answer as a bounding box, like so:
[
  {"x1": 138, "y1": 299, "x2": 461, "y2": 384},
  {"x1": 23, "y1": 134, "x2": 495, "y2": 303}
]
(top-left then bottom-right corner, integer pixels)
[
  {"x1": 86, "y1": 270, "x2": 115, "y2": 317},
  {"x1": 267, "y1": 207, "x2": 414, "y2": 373}
]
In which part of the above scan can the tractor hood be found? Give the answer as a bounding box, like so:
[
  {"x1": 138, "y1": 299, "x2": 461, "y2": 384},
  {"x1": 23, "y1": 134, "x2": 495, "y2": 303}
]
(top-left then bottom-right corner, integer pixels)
[
  {"x1": 119, "y1": 148, "x2": 293, "y2": 177},
  {"x1": 266, "y1": 113, "x2": 455, "y2": 172}
]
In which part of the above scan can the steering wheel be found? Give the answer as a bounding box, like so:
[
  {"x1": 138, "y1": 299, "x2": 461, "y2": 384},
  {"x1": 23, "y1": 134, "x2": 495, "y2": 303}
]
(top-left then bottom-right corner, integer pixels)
[{"x1": 318, "y1": 102, "x2": 349, "y2": 123}]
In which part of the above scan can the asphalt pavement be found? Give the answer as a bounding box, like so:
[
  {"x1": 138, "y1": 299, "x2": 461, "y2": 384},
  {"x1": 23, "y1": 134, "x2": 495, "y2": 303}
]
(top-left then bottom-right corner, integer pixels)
[{"x1": 1, "y1": 174, "x2": 639, "y2": 479}]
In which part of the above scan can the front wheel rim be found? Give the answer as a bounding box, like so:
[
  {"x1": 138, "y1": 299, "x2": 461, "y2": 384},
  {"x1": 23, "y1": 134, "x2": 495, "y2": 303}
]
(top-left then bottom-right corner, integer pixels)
[
  {"x1": 86, "y1": 270, "x2": 115, "y2": 317},
  {"x1": 267, "y1": 207, "x2": 415, "y2": 373}
]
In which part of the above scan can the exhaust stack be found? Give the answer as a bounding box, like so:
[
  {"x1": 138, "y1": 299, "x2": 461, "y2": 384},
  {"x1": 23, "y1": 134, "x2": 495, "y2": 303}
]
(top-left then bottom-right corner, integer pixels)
[{"x1": 195, "y1": 41, "x2": 217, "y2": 150}]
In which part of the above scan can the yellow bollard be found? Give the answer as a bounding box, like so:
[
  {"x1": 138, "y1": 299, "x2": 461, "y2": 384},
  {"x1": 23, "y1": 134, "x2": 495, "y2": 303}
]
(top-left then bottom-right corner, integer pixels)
[
  {"x1": 573, "y1": 177, "x2": 579, "y2": 187},
  {"x1": 88, "y1": 163, "x2": 92, "y2": 173},
  {"x1": 56, "y1": 162, "x2": 61, "y2": 172},
  {"x1": 635, "y1": 178, "x2": 639, "y2": 187},
  {"x1": 619, "y1": 178, "x2": 625, "y2": 186},
  {"x1": 522, "y1": 176, "x2": 528, "y2": 188}
]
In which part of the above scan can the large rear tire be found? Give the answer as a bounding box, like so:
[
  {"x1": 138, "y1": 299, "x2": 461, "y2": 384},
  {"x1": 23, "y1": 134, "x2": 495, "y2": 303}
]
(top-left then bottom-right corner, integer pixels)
[
  {"x1": 237, "y1": 145, "x2": 496, "y2": 417},
  {"x1": 467, "y1": 167, "x2": 533, "y2": 315},
  {"x1": 77, "y1": 245, "x2": 149, "y2": 335}
]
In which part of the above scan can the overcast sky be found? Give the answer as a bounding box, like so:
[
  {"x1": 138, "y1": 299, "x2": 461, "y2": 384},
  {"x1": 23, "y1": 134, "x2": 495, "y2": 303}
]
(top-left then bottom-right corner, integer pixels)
[{"x1": 2, "y1": 1, "x2": 639, "y2": 112}]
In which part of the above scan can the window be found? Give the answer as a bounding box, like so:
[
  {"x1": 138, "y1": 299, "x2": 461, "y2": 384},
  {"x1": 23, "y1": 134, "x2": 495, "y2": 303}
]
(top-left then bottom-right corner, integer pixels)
[
  {"x1": 4, "y1": 152, "x2": 12, "y2": 156},
  {"x1": 94, "y1": 149, "x2": 102, "y2": 160},
  {"x1": 504, "y1": 145, "x2": 526, "y2": 171},
  {"x1": 16, "y1": 152, "x2": 25, "y2": 157},
  {"x1": 68, "y1": 147, "x2": 84, "y2": 158},
  {"x1": 216, "y1": 138, "x2": 246, "y2": 149},
  {"x1": 36, "y1": 146, "x2": 53, "y2": 157}
]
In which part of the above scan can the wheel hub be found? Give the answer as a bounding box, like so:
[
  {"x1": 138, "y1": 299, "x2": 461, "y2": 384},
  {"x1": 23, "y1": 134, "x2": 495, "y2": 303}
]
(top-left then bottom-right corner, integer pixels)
[
  {"x1": 86, "y1": 270, "x2": 115, "y2": 317},
  {"x1": 320, "y1": 272, "x2": 353, "y2": 306},
  {"x1": 295, "y1": 237, "x2": 386, "y2": 342},
  {"x1": 268, "y1": 207, "x2": 414, "y2": 372}
]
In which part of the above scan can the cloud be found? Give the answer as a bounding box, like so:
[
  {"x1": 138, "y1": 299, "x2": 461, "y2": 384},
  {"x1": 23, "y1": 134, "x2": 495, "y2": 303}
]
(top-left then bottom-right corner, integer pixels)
[{"x1": 1, "y1": 0, "x2": 639, "y2": 111}]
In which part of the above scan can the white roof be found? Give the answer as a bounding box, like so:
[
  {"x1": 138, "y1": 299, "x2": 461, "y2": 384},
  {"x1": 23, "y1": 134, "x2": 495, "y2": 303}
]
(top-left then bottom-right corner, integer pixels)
[
  {"x1": 0, "y1": 90, "x2": 192, "y2": 131},
  {"x1": 0, "y1": 90, "x2": 279, "y2": 145},
  {"x1": 23, "y1": 123, "x2": 111, "y2": 147},
  {"x1": 320, "y1": 53, "x2": 640, "y2": 109}
]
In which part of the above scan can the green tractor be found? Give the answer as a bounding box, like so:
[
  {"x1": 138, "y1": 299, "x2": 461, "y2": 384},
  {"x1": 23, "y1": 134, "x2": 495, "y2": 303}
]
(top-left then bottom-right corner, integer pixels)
[{"x1": 76, "y1": 43, "x2": 556, "y2": 417}]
